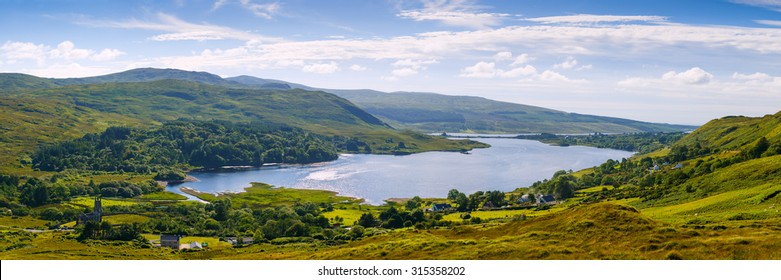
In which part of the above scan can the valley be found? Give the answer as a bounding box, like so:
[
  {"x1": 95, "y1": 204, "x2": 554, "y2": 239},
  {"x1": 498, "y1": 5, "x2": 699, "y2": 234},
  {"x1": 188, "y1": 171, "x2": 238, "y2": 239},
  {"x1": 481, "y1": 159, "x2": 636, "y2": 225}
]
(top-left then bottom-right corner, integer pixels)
[{"x1": 0, "y1": 69, "x2": 779, "y2": 260}]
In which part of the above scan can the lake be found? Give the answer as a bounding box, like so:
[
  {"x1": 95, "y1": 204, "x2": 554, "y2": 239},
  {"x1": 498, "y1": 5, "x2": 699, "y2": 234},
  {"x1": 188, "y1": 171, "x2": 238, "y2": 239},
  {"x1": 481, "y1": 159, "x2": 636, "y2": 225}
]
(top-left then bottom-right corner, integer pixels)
[{"x1": 168, "y1": 138, "x2": 634, "y2": 204}]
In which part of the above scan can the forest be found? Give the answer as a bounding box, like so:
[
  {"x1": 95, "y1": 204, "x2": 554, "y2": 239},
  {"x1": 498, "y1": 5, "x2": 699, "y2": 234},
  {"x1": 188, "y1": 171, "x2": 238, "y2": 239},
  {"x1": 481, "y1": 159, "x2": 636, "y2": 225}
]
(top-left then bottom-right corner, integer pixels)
[{"x1": 31, "y1": 120, "x2": 351, "y2": 173}]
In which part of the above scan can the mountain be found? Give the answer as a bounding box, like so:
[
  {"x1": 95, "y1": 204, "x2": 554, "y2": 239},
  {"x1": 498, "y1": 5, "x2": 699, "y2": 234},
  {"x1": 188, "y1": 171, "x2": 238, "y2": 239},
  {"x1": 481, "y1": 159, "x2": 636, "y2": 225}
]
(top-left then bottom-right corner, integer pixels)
[
  {"x1": 0, "y1": 69, "x2": 696, "y2": 133},
  {"x1": 224, "y1": 75, "x2": 697, "y2": 134},
  {"x1": 0, "y1": 73, "x2": 490, "y2": 172}
]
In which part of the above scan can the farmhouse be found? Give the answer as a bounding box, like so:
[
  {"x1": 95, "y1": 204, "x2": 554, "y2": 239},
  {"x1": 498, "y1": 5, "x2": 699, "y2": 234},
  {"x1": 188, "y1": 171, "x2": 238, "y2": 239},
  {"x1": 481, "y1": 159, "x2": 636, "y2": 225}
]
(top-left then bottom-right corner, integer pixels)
[
  {"x1": 517, "y1": 194, "x2": 531, "y2": 204},
  {"x1": 537, "y1": 194, "x2": 557, "y2": 205},
  {"x1": 226, "y1": 237, "x2": 254, "y2": 245},
  {"x1": 160, "y1": 234, "x2": 181, "y2": 249},
  {"x1": 430, "y1": 203, "x2": 453, "y2": 212}
]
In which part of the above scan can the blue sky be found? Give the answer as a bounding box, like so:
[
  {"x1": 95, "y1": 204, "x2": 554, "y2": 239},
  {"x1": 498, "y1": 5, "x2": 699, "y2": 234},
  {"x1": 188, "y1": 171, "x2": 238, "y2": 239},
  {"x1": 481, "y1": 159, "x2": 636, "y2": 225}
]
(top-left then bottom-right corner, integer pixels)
[{"x1": 2, "y1": 0, "x2": 781, "y2": 125}]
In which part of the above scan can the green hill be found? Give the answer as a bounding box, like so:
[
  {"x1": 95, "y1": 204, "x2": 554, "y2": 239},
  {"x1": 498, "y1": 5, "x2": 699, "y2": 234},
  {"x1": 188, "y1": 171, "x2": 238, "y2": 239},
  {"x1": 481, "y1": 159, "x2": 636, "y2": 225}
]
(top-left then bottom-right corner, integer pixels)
[
  {"x1": 225, "y1": 75, "x2": 697, "y2": 134},
  {"x1": 561, "y1": 110, "x2": 781, "y2": 227},
  {"x1": 673, "y1": 112, "x2": 781, "y2": 152},
  {"x1": 0, "y1": 74, "x2": 485, "y2": 172},
  {"x1": 1, "y1": 69, "x2": 696, "y2": 134}
]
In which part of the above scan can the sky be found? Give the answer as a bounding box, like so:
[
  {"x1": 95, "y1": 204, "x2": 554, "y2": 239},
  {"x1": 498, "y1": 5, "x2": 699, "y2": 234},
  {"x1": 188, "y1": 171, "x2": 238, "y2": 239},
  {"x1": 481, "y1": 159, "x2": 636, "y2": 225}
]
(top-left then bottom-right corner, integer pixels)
[{"x1": 2, "y1": 0, "x2": 781, "y2": 125}]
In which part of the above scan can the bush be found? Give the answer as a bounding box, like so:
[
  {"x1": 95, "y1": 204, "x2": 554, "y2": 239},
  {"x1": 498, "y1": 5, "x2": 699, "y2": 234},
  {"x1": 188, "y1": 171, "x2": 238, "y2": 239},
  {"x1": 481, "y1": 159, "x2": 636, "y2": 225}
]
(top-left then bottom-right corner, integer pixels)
[
  {"x1": 154, "y1": 170, "x2": 186, "y2": 181},
  {"x1": 665, "y1": 251, "x2": 683, "y2": 260}
]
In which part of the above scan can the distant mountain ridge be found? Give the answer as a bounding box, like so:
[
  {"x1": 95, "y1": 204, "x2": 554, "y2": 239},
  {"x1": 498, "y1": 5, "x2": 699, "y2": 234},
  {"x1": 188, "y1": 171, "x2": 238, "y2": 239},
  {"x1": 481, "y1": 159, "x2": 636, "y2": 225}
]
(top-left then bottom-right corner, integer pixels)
[
  {"x1": 0, "y1": 68, "x2": 697, "y2": 133},
  {"x1": 224, "y1": 75, "x2": 697, "y2": 134}
]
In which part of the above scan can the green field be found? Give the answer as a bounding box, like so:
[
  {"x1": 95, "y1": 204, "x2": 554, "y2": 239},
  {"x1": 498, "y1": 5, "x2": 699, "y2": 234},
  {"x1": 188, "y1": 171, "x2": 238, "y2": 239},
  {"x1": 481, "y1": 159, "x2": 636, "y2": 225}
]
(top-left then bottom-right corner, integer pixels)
[
  {"x1": 140, "y1": 192, "x2": 188, "y2": 201},
  {"x1": 103, "y1": 214, "x2": 151, "y2": 225}
]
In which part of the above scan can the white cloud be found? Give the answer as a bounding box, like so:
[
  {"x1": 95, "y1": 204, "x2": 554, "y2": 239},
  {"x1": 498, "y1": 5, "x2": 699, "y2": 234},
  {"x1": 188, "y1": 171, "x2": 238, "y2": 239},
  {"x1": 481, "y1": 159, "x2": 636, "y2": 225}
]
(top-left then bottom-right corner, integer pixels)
[
  {"x1": 554, "y1": 57, "x2": 578, "y2": 69},
  {"x1": 349, "y1": 64, "x2": 367, "y2": 71},
  {"x1": 80, "y1": 12, "x2": 283, "y2": 42},
  {"x1": 392, "y1": 67, "x2": 419, "y2": 77},
  {"x1": 618, "y1": 67, "x2": 715, "y2": 87},
  {"x1": 392, "y1": 58, "x2": 438, "y2": 69},
  {"x1": 302, "y1": 62, "x2": 339, "y2": 74},
  {"x1": 493, "y1": 51, "x2": 513, "y2": 61},
  {"x1": 501, "y1": 65, "x2": 537, "y2": 78},
  {"x1": 662, "y1": 67, "x2": 713, "y2": 85},
  {"x1": 210, "y1": 0, "x2": 281, "y2": 19},
  {"x1": 49, "y1": 41, "x2": 92, "y2": 60},
  {"x1": 460, "y1": 61, "x2": 497, "y2": 78},
  {"x1": 274, "y1": 59, "x2": 304, "y2": 67},
  {"x1": 18, "y1": 63, "x2": 112, "y2": 78},
  {"x1": 510, "y1": 53, "x2": 533, "y2": 66},
  {"x1": 239, "y1": 0, "x2": 280, "y2": 19},
  {"x1": 731, "y1": 0, "x2": 781, "y2": 12},
  {"x1": 459, "y1": 61, "x2": 538, "y2": 79},
  {"x1": 755, "y1": 19, "x2": 781, "y2": 27},
  {"x1": 539, "y1": 70, "x2": 569, "y2": 81},
  {"x1": 397, "y1": 0, "x2": 508, "y2": 29},
  {"x1": 732, "y1": 72, "x2": 773, "y2": 82},
  {"x1": 525, "y1": 14, "x2": 667, "y2": 25},
  {"x1": 389, "y1": 58, "x2": 437, "y2": 77},
  {"x1": 1, "y1": 41, "x2": 48, "y2": 64},
  {"x1": 122, "y1": 20, "x2": 781, "y2": 82},
  {"x1": 1, "y1": 40, "x2": 124, "y2": 65},
  {"x1": 212, "y1": 0, "x2": 230, "y2": 11},
  {"x1": 577, "y1": 64, "x2": 593, "y2": 71},
  {"x1": 91, "y1": 48, "x2": 125, "y2": 61}
]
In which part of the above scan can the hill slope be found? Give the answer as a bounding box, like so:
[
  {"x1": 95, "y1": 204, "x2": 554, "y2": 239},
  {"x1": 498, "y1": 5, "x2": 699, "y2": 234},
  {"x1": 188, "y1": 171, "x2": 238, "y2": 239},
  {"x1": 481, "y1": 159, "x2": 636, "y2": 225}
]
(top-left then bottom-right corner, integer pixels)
[
  {"x1": 0, "y1": 75, "x2": 485, "y2": 172},
  {"x1": 226, "y1": 75, "x2": 697, "y2": 134},
  {"x1": 1, "y1": 69, "x2": 696, "y2": 134}
]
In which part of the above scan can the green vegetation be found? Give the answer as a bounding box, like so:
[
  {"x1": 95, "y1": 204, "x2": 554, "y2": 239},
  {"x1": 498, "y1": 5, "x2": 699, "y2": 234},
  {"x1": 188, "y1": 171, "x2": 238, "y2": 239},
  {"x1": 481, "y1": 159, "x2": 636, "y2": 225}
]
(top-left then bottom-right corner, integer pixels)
[
  {"x1": 0, "y1": 70, "x2": 486, "y2": 170},
  {"x1": 2, "y1": 69, "x2": 780, "y2": 260},
  {"x1": 140, "y1": 192, "x2": 187, "y2": 201},
  {"x1": 32, "y1": 120, "x2": 339, "y2": 172},
  {"x1": 321, "y1": 88, "x2": 697, "y2": 134},
  {"x1": 516, "y1": 132, "x2": 686, "y2": 153}
]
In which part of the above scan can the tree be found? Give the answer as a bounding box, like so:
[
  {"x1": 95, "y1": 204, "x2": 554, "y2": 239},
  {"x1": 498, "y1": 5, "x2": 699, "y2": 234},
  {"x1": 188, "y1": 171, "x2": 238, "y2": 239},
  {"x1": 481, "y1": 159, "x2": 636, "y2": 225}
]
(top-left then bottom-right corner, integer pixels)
[
  {"x1": 285, "y1": 221, "x2": 309, "y2": 237},
  {"x1": 405, "y1": 196, "x2": 422, "y2": 210},
  {"x1": 447, "y1": 189, "x2": 462, "y2": 201},
  {"x1": 358, "y1": 212, "x2": 377, "y2": 227},
  {"x1": 212, "y1": 198, "x2": 232, "y2": 221},
  {"x1": 748, "y1": 137, "x2": 770, "y2": 159},
  {"x1": 348, "y1": 225, "x2": 365, "y2": 239},
  {"x1": 20, "y1": 178, "x2": 48, "y2": 207},
  {"x1": 455, "y1": 193, "x2": 469, "y2": 212},
  {"x1": 485, "y1": 191, "x2": 505, "y2": 207}
]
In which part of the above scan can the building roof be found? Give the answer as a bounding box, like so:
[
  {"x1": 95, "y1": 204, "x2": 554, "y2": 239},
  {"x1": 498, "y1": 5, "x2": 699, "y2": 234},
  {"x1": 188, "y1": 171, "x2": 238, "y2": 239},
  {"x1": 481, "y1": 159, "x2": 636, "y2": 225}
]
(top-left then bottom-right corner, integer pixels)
[
  {"x1": 431, "y1": 203, "x2": 452, "y2": 210},
  {"x1": 161, "y1": 235, "x2": 180, "y2": 241}
]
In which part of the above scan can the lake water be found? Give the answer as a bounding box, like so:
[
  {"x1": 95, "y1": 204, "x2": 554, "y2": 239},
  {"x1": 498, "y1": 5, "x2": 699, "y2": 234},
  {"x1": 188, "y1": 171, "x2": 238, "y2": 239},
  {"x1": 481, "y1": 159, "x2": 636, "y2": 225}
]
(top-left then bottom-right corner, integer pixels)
[{"x1": 168, "y1": 138, "x2": 634, "y2": 205}]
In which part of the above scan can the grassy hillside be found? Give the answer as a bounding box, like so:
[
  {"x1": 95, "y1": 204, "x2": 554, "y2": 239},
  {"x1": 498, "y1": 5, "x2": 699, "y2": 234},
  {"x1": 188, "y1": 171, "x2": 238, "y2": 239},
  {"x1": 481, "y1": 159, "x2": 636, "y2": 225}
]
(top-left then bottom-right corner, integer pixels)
[
  {"x1": 1, "y1": 69, "x2": 696, "y2": 134},
  {"x1": 674, "y1": 112, "x2": 781, "y2": 151},
  {"x1": 0, "y1": 75, "x2": 485, "y2": 172},
  {"x1": 225, "y1": 75, "x2": 696, "y2": 134},
  {"x1": 3, "y1": 202, "x2": 778, "y2": 260},
  {"x1": 0, "y1": 96, "x2": 149, "y2": 174}
]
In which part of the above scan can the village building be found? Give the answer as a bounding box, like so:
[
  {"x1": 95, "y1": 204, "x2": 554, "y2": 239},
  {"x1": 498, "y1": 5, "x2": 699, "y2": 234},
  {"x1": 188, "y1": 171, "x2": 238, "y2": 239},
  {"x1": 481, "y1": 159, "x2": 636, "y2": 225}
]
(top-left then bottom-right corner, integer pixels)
[
  {"x1": 160, "y1": 234, "x2": 181, "y2": 250},
  {"x1": 517, "y1": 194, "x2": 531, "y2": 204},
  {"x1": 226, "y1": 237, "x2": 254, "y2": 245},
  {"x1": 430, "y1": 203, "x2": 453, "y2": 212},
  {"x1": 537, "y1": 194, "x2": 558, "y2": 205},
  {"x1": 76, "y1": 197, "x2": 102, "y2": 225}
]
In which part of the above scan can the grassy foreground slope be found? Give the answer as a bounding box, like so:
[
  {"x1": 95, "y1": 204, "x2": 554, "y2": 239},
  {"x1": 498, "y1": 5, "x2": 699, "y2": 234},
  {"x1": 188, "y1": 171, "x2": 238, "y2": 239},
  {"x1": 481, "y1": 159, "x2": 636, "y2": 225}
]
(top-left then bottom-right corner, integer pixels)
[{"x1": 5, "y1": 202, "x2": 776, "y2": 260}]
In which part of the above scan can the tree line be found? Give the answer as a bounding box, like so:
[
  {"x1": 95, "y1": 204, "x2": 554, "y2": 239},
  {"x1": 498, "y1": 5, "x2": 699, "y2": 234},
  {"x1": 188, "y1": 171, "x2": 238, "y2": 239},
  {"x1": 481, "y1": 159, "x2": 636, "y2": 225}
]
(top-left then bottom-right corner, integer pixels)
[{"x1": 31, "y1": 120, "x2": 344, "y2": 173}]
